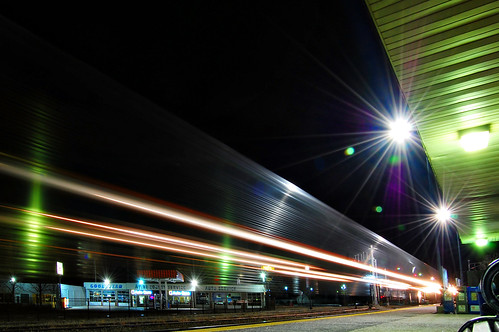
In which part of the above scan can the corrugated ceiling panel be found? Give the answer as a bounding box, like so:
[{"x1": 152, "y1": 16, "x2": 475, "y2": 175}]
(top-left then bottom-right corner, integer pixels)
[{"x1": 366, "y1": 0, "x2": 499, "y2": 244}]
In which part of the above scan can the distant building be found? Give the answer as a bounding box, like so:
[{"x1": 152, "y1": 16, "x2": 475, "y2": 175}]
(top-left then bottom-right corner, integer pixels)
[{"x1": 0, "y1": 282, "x2": 84, "y2": 307}]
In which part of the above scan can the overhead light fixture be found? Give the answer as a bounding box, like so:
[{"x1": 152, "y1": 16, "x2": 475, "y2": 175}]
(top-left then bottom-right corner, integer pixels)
[
  {"x1": 459, "y1": 124, "x2": 490, "y2": 152},
  {"x1": 475, "y1": 238, "x2": 488, "y2": 247}
]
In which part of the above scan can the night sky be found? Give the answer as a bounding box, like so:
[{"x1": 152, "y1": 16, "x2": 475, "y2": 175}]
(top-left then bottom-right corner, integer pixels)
[{"x1": 0, "y1": 1, "x2": 461, "y2": 275}]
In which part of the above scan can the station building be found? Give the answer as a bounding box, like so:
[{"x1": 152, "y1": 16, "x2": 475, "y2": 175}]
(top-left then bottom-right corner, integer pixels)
[
  {"x1": 83, "y1": 281, "x2": 265, "y2": 309},
  {"x1": 83, "y1": 270, "x2": 266, "y2": 309}
]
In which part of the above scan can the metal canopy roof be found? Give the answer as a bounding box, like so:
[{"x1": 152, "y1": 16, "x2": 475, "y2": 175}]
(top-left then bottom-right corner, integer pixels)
[{"x1": 365, "y1": 0, "x2": 499, "y2": 245}]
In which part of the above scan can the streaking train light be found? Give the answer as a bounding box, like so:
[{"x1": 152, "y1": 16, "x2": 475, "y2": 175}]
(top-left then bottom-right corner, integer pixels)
[{"x1": 0, "y1": 161, "x2": 440, "y2": 290}]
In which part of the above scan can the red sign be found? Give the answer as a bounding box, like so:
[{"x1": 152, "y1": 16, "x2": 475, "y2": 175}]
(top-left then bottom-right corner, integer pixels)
[{"x1": 137, "y1": 270, "x2": 183, "y2": 280}]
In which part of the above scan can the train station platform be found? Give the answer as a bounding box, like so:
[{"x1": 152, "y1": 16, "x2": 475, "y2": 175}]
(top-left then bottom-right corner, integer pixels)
[{"x1": 0, "y1": 304, "x2": 478, "y2": 331}]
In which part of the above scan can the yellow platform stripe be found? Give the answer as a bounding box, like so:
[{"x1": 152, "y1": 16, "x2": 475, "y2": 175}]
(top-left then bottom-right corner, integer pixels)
[{"x1": 180, "y1": 306, "x2": 420, "y2": 331}]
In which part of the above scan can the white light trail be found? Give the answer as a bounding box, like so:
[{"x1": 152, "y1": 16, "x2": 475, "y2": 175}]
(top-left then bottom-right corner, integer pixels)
[
  {"x1": 25, "y1": 209, "x2": 310, "y2": 270},
  {"x1": 0, "y1": 162, "x2": 440, "y2": 289}
]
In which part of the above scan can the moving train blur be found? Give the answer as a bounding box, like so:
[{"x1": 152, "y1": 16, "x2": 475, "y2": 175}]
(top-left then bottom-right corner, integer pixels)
[{"x1": 0, "y1": 12, "x2": 440, "y2": 305}]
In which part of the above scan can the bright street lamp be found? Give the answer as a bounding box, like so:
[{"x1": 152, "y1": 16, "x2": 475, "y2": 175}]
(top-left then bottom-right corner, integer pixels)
[
  {"x1": 436, "y1": 207, "x2": 451, "y2": 223},
  {"x1": 434, "y1": 206, "x2": 464, "y2": 285},
  {"x1": 389, "y1": 118, "x2": 412, "y2": 143},
  {"x1": 10, "y1": 276, "x2": 17, "y2": 304}
]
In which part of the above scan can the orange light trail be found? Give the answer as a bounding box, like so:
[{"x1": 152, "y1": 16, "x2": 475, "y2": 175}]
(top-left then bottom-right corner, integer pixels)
[
  {"x1": 92, "y1": 195, "x2": 440, "y2": 288},
  {"x1": 13, "y1": 207, "x2": 313, "y2": 270},
  {"x1": 45, "y1": 225, "x2": 409, "y2": 288},
  {"x1": 43, "y1": 223, "x2": 328, "y2": 276},
  {"x1": 42, "y1": 215, "x2": 417, "y2": 290},
  {"x1": 0, "y1": 162, "x2": 440, "y2": 289}
]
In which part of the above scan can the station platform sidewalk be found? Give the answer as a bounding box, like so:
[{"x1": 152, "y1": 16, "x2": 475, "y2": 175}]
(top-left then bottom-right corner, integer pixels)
[{"x1": 0, "y1": 304, "x2": 473, "y2": 331}]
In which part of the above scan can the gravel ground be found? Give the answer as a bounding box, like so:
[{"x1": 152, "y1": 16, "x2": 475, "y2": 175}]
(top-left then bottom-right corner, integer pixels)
[{"x1": 0, "y1": 305, "x2": 375, "y2": 331}]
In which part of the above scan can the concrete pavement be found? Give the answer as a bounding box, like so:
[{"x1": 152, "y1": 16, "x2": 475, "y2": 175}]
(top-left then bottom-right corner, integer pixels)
[{"x1": 184, "y1": 305, "x2": 477, "y2": 332}]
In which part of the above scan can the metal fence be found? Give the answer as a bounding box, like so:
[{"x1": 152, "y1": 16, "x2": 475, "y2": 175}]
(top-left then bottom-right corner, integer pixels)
[{"x1": 0, "y1": 298, "x2": 266, "y2": 322}]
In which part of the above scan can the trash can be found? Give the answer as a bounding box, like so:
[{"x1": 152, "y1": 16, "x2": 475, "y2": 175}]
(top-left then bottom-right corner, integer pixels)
[
  {"x1": 456, "y1": 287, "x2": 468, "y2": 314},
  {"x1": 443, "y1": 290, "x2": 455, "y2": 313},
  {"x1": 467, "y1": 286, "x2": 480, "y2": 314}
]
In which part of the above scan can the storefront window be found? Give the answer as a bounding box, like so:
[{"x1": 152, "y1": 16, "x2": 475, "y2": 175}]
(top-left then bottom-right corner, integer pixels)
[
  {"x1": 247, "y1": 293, "x2": 261, "y2": 305},
  {"x1": 102, "y1": 290, "x2": 115, "y2": 303},
  {"x1": 213, "y1": 293, "x2": 226, "y2": 305},
  {"x1": 89, "y1": 291, "x2": 101, "y2": 302},
  {"x1": 117, "y1": 290, "x2": 129, "y2": 304},
  {"x1": 169, "y1": 290, "x2": 191, "y2": 306},
  {"x1": 196, "y1": 292, "x2": 209, "y2": 305},
  {"x1": 226, "y1": 293, "x2": 241, "y2": 304}
]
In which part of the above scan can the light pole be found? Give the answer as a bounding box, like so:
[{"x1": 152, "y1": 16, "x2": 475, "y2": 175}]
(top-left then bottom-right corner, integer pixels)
[
  {"x1": 435, "y1": 206, "x2": 464, "y2": 285},
  {"x1": 191, "y1": 279, "x2": 198, "y2": 309},
  {"x1": 370, "y1": 245, "x2": 379, "y2": 307},
  {"x1": 341, "y1": 284, "x2": 347, "y2": 306},
  {"x1": 57, "y1": 262, "x2": 63, "y2": 309},
  {"x1": 10, "y1": 277, "x2": 16, "y2": 304},
  {"x1": 104, "y1": 278, "x2": 111, "y2": 313}
]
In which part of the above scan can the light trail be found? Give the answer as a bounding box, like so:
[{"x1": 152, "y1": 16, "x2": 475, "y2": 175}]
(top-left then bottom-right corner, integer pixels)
[
  {"x1": 44, "y1": 225, "x2": 406, "y2": 288},
  {"x1": 0, "y1": 162, "x2": 441, "y2": 289},
  {"x1": 15, "y1": 207, "x2": 312, "y2": 270},
  {"x1": 43, "y1": 222, "x2": 331, "y2": 277},
  {"x1": 2, "y1": 204, "x2": 435, "y2": 292},
  {"x1": 44, "y1": 225, "x2": 348, "y2": 282},
  {"x1": 36, "y1": 209, "x2": 422, "y2": 289},
  {"x1": 88, "y1": 196, "x2": 441, "y2": 288}
]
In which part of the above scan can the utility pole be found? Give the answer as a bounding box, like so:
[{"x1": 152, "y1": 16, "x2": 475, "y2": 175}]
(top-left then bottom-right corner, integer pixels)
[{"x1": 371, "y1": 245, "x2": 379, "y2": 307}]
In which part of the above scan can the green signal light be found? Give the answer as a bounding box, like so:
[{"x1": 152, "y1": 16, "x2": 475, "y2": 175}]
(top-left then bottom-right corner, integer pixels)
[
  {"x1": 345, "y1": 147, "x2": 355, "y2": 156},
  {"x1": 375, "y1": 206, "x2": 383, "y2": 213}
]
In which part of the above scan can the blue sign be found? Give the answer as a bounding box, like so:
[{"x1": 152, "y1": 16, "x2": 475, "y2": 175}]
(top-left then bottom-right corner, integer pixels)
[
  {"x1": 169, "y1": 290, "x2": 191, "y2": 296},
  {"x1": 89, "y1": 283, "x2": 123, "y2": 289}
]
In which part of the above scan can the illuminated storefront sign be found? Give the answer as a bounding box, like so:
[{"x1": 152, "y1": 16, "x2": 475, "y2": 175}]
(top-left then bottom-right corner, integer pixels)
[
  {"x1": 169, "y1": 290, "x2": 191, "y2": 296},
  {"x1": 137, "y1": 269, "x2": 184, "y2": 281},
  {"x1": 87, "y1": 283, "x2": 124, "y2": 289},
  {"x1": 131, "y1": 290, "x2": 152, "y2": 295}
]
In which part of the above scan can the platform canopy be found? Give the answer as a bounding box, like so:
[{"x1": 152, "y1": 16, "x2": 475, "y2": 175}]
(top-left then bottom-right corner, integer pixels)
[{"x1": 366, "y1": 0, "x2": 499, "y2": 245}]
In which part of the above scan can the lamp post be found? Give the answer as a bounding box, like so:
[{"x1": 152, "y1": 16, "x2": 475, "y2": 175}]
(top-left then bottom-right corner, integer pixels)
[
  {"x1": 436, "y1": 206, "x2": 464, "y2": 285},
  {"x1": 10, "y1": 277, "x2": 16, "y2": 304},
  {"x1": 341, "y1": 284, "x2": 347, "y2": 306},
  {"x1": 191, "y1": 279, "x2": 198, "y2": 309},
  {"x1": 103, "y1": 278, "x2": 111, "y2": 313},
  {"x1": 56, "y1": 262, "x2": 63, "y2": 309},
  {"x1": 309, "y1": 287, "x2": 314, "y2": 309}
]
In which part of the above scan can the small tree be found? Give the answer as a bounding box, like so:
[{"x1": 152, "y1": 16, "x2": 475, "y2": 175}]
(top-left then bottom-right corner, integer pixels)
[
  {"x1": 5, "y1": 278, "x2": 18, "y2": 304},
  {"x1": 30, "y1": 283, "x2": 57, "y2": 305}
]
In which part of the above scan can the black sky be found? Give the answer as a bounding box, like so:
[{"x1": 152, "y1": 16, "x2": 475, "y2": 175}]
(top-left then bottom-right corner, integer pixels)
[{"x1": 0, "y1": 1, "x2": 451, "y2": 269}]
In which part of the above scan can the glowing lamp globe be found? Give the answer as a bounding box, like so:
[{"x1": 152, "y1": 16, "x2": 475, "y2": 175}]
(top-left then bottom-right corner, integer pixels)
[
  {"x1": 476, "y1": 238, "x2": 488, "y2": 247},
  {"x1": 460, "y1": 130, "x2": 489, "y2": 152}
]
